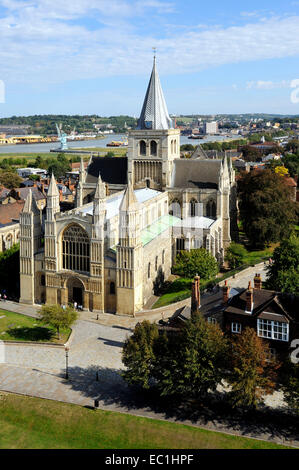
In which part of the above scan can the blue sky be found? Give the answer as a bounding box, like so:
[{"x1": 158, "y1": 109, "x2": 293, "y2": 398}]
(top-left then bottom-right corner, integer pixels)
[{"x1": 0, "y1": 0, "x2": 299, "y2": 117}]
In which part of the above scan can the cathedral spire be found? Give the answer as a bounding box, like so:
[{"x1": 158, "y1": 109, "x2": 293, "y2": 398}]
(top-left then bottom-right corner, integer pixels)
[
  {"x1": 23, "y1": 189, "x2": 39, "y2": 214},
  {"x1": 47, "y1": 173, "x2": 59, "y2": 197},
  {"x1": 94, "y1": 173, "x2": 106, "y2": 200},
  {"x1": 137, "y1": 56, "x2": 173, "y2": 130}
]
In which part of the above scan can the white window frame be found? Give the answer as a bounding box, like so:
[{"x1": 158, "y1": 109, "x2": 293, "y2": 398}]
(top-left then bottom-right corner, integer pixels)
[
  {"x1": 257, "y1": 319, "x2": 289, "y2": 342},
  {"x1": 231, "y1": 322, "x2": 242, "y2": 334},
  {"x1": 208, "y1": 317, "x2": 217, "y2": 325}
]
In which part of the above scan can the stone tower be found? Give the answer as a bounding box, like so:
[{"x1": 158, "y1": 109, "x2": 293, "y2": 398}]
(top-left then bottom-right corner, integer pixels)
[
  {"x1": 127, "y1": 56, "x2": 180, "y2": 191},
  {"x1": 75, "y1": 157, "x2": 85, "y2": 207},
  {"x1": 90, "y1": 173, "x2": 106, "y2": 311},
  {"x1": 44, "y1": 173, "x2": 60, "y2": 303},
  {"x1": 116, "y1": 180, "x2": 143, "y2": 315},
  {"x1": 19, "y1": 190, "x2": 42, "y2": 304}
]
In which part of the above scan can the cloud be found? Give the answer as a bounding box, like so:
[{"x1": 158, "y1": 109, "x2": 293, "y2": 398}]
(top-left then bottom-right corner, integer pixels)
[
  {"x1": 246, "y1": 80, "x2": 292, "y2": 90},
  {"x1": 0, "y1": 2, "x2": 299, "y2": 86}
]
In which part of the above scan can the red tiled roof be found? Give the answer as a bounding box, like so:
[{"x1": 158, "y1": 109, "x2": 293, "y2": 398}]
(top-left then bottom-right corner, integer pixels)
[{"x1": 0, "y1": 201, "x2": 25, "y2": 225}]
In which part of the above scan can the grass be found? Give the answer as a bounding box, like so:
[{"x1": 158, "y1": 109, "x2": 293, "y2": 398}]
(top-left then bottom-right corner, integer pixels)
[
  {"x1": 0, "y1": 309, "x2": 70, "y2": 344},
  {"x1": 0, "y1": 393, "x2": 291, "y2": 449},
  {"x1": 74, "y1": 146, "x2": 127, "y2": 156}
]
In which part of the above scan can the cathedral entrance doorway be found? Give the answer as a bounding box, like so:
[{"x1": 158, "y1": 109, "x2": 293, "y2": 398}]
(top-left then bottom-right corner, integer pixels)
[{"x1": 67, "y1": 277, "x2": 84, "y2": 307}]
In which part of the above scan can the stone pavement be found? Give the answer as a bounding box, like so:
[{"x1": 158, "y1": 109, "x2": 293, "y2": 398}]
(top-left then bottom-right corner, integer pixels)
[{"x1": 2, "y1": 262, "x2": 296, "y2": 448}]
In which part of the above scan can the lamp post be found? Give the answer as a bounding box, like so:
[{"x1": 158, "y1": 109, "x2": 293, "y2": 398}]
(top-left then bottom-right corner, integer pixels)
[{"x1": 64, "y1": 345, "x2": 69, "y2": 379}]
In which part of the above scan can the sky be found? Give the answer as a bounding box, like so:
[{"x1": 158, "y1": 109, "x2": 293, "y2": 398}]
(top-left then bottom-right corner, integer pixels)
[{"x1": 0, "y1": 0, "x2": 299, "y2": 117}]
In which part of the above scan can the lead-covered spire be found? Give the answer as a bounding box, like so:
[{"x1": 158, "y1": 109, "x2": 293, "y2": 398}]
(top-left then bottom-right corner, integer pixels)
[{"x1": 137, "y1": 56, "x2": 173, "y2": 130}]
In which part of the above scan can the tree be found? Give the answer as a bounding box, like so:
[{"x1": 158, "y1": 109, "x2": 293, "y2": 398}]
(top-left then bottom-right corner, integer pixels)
[
  {"x1": 0, "y1": 169, "x2": 23, "y2": 189},
  {"x1": 285, "y1": 139, "x2": 299, "y2": 155},
  {"x1": 238, "y1": 169, "x2": 296, "y2": 248},
  {"x1": 265, "y1": 235, "x2": 299, "y2": 295},
  {"x1": 274, "y1": 165, "x2": 289, "y2": 177},
  {"x1": 122, "y1": 320, "x2": 159, "y2": 389},
  {"x1": 227, "y1": 327, "x2": 279, "y2": 410},
  {"x1": 153, "y1": 313, "x2": 228, "y2": 400},
  {"x1": 173, "y1": 248, "x2": 218, "y2": 280},
  {"x1": 240, "y1": 145, "x2": 262, "y2": 162},
  {"x1": 225, "y1": 242, "x2": 247, "y2": 269},
  {"x1": 38, "y1": 304, "x2": 78, "y2": 339}
]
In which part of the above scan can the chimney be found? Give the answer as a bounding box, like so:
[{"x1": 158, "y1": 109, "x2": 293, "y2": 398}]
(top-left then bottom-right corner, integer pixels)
[
  {"x1": 191, "y1": 275, "x2": 201, "y2": 313},
  {"x1": 246, "y1": 281, "x2": 253, "y2": 313},
  {"x1": 223, "y1": 280, "x2": 230, "y2": 304},
  {"x1": 254, "y1": 273, "x2": 262, "y2": 290}
]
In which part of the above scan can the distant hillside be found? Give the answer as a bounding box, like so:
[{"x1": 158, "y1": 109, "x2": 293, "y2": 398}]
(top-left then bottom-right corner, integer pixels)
[{"x1": 0, "y1": 115, "x2": 137, "y2": 135}]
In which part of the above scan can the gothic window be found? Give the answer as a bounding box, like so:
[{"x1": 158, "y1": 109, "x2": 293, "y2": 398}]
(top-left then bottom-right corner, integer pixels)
[
  {"x1": 148, "y1": 262, "x2": 151, "y2": 279},
  {"x1": 162, "y1": 249, "x2": 165, "y2": 264},
  {"x1": 206, "y1": 200, "x2": 216, "y2": 217},
  {"x1": 155, "y1": 256, "x2": 158, "y2": 271},
  {"x1": 171, "y1": 140, "x2": 174, "y2": 153},
  {"x1": 62, "y1": 224, "x2": 90, "y2": 273},
  {"x1": 190, "y1": 199, "x2": 197, "y2": 217},
  {"x1": 169, "y1": 198, "x2": 181, "y2": 218},
  {"x1": 150, "y1": 140, "x2": 157, "y2": 156},
  {"x1": 176, "y1": 238, "x2": 185, "y2": 253},
  {"x1": 139, "y1": 140, "x2": 146, "y2": 156},
  {"x1": 40, "y1": 274, "x2": 45, "y2": 286},
  {"x1": 174, "y1": 140, "x2": 177, "y2": 153}
]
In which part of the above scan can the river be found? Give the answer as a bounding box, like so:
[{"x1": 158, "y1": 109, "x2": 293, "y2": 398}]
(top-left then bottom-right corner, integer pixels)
[{"x1": 0, "y1": 133, "x2": 238, "y2": 155}]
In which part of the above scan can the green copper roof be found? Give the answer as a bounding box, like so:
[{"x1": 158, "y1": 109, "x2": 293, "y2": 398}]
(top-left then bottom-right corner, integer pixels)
[
  {"x1": 109, "y1": 214, "x2": 181, "y2": 252},
  {"x1": 141, "y1": 214, "x2": 181, "y2": 246}
]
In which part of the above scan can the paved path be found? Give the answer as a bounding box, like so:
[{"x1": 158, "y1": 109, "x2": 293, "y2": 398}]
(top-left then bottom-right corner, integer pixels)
[{"x1": 2, "y1": 263, "x2": 296, "y2": 448}]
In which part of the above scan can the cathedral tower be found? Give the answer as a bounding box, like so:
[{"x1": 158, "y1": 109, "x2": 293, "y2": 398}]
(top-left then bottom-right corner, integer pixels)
[
  {"x1": 116, "y1": 181, "x2": 143, "y2": 315},
  {"x1": 19, "y1": 190, "x2": 42, "y2": 304},
  {"x1": 127, "y1": 56, "x2": 180, "y2": 191}
]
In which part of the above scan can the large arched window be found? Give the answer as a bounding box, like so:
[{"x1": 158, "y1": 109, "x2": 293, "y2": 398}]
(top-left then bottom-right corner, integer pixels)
[
  {"x1": 139, "y1": 140, "x2": 146, "y2": 156},
  {"x1": 62, "y1": 224, "x2": 90, "y2": 273},
  {"x1": 150, "y1": 140, "x2": 157, "y2": 156}
]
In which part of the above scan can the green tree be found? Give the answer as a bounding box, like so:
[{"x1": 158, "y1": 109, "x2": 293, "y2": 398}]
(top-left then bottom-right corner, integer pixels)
[
  {"x1": 240, "y1": 145, "x2": 262, "y2": 162},
  {"x1": 0, "y1": 169, "x2": 23, "y2": 189},
  {"x1": 38, "y1": 304, "x2": 78, "y2": 339},
  {"x1": 173, "y1": 248, "x2": 218, "y2": 280},
  {"x1": 265, "y1": 235, "x2": 299, "y2": 294},
  {"x1": 122, "y1": 321, "x2": 159, "y2": 389},
  {"x1": 154, "y1": 313, "x2": 228, "y2": 400},
  {"x1": 238, "y1": 170, "x2": 296, "y2": 248},
  {"x1": 225, "y1": 242, "x2": 247, "y2": 269},
  {"x1": 227, "y1": 327, "x2": 279, "y2": 410}
]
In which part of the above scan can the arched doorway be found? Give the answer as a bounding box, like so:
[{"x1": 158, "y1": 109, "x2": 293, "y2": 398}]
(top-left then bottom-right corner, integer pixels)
[{"x1": 67, "y1": 277, "x2": 84, "y2": 306}]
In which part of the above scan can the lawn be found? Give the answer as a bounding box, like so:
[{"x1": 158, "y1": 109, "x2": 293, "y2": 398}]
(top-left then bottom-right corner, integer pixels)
[
  {"x1": 0, "y1": 393, "x2": 291, "y2": 449},
  {"x1": 74, "y1": 146, "x2": 127, "y2": 156},
  {"x1": 0, "y1": 309, "x2": 70, "y2": 344}
]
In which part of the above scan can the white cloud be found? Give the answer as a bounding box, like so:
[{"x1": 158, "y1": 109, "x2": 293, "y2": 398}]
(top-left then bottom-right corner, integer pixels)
[
  {"x1": 246, "y1": 80, "x2": 292, "y2": 90},
  {"x1": 0, "y1": 2, "x2": 298, "y2": 86}
]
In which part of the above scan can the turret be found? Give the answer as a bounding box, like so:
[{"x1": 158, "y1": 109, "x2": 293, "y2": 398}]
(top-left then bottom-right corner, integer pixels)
[
  {"x1": 19, "y1": 190, "x2": 42, "y2": 304},
  {"x1": 116, "y1": 181, "x2": 143, "y2": 315}
]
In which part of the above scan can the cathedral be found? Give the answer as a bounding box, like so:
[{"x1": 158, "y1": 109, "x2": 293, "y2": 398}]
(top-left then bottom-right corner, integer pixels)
[{"x1": 19, "y1": 57, "x2": 237, "y2": 316}]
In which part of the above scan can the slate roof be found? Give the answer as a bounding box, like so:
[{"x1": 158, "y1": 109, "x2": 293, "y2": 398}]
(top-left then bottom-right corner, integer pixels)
[
  {"x1": 85, "y1": 156, "x2": 128, "y2": 185},
  {"x1": 225, "y1": 289, "x2": 298, "y2": 323},
  {"x1": 170, "y1": 159, "x2": 222, "y2": 189}
]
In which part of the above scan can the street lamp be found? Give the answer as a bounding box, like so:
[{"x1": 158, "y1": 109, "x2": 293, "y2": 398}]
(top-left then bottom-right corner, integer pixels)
[{"x1": 64, "y1": 345, "x2": 69, "y2": 379}]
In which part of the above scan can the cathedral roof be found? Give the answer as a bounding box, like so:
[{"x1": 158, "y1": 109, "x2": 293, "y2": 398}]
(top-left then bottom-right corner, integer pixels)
[
  {"x1": 137, "y1": 57, "x2": 173, "y2": 130},
  {"x1": 170, "y1": 159, "x2": 222, "y2": 189}
]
